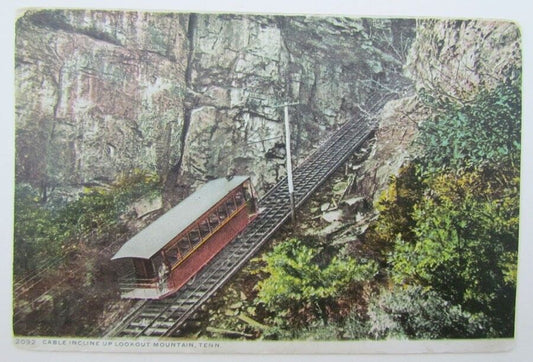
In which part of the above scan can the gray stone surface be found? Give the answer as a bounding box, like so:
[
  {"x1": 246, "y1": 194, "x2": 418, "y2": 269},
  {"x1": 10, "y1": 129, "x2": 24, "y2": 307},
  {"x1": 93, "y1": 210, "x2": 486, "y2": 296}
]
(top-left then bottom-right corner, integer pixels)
[{"x1": 15, "y1": 10, "x2": 414, "y2": 202}]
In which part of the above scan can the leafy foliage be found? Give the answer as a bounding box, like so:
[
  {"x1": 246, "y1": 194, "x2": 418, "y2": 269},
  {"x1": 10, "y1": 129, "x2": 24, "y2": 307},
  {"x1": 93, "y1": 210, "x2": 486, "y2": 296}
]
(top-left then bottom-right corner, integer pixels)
[
  {"x1": 366, "y1": 70, "x2": 521, "y2": 338},
  {"x1": 254, "y1": 238, "x2": 377, "y2": 335},
  {"x1": 388, "y1": 166, "x2": 518, "y2": 336},
  {"x1": 55, "y1": 169, "x2": 160, "y2": 238},
  {"x1": 366, "y1": 286, "x2": 489, "y2": 339},
  {"x1": 13, "y1": 169, "x2": 160, "y2": 277},
  {"x1": 250, "y1": 71, "x2": 520, "y2": 340},
  {"x1": 362, "y1": 163, "x2": 424, "y2": 262},
  {"x1": 417, "y1": 78, "x2": 521, "y2": 174},
  {"x1": 14, "y1": 184, "x2": 65, "y2": 275}
]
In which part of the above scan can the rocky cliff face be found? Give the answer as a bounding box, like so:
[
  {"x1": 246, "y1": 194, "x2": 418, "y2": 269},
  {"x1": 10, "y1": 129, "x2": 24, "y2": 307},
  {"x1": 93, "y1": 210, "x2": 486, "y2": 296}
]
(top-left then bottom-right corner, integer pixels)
[
  {"x1": 354, "y1": 18, "x2": 521, "y2": 201},
  {"x1": 406, "y1": 19, "x2": 521, "y2": 99},
  {"x1": 15, "y1": 10, "x2": 414, "y2": 204},
  {"x1": 16, "y1": 10, "x2": 190, "y2": 202}
]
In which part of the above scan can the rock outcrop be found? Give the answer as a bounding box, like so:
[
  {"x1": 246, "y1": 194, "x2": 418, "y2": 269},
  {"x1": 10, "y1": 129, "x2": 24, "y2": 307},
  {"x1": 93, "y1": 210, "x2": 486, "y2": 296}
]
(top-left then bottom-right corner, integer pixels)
[
  {"x1": 16, "y1": 10, "x2": 189, "y2": 202},
  {"x1": 406, "y1": 19, "x2": 521, "y2": 100},
  {"x1": 354, "y1": 19, "x2": 521, "y2": 202},
  {"x1": 15, "y1": 10, "x2": 414, "y2": 203}
]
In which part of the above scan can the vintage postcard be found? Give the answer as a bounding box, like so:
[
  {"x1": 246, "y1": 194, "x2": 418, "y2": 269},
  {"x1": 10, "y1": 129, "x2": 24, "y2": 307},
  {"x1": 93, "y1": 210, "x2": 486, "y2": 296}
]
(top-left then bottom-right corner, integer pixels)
[{"x1": 11, "y1": 3, "x2": 525, "y2": 357}]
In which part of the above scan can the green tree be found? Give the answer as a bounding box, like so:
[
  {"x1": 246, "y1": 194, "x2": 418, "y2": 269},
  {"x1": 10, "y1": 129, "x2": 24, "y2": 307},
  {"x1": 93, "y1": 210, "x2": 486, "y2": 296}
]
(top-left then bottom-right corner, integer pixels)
[
  {"x1": 361, "y1": 163, "x2": 424, "y2": 263},
  {"x1": 417, "y1": 78, "x2": 521, "y2": 174},
  {"x1": 366, "y1": 285, "x2": 489, "y2": 339},
  {"x1": 389, "y1": 168, "x2": 518, "y2": 336},
  {"x1": 255, "y1": 238, "x2": 378, "y2": 335},
  {"x1": 13, "y1": 169, "x2": 160, "y2": 278},
  {"x1": 13, "y1": 184, "x2": 64, "y2": 275},
  {"x1": 367, "y1": 71, "x2": 520, "y2": 338}
]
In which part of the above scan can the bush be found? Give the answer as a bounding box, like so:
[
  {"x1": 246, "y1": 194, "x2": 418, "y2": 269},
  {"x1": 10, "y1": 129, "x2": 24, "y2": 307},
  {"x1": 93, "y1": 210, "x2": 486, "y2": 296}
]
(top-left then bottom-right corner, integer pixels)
[
  {"x1": 389, "y1": 167, "x2": 518, "y2": 336},
  {"x1": 13, "y1": 169, "x2": 161, "y2": 278},
  {"x1": 255, "y1": 238, "x2": 377, "y2": 334},
  {"x1": 365, "y1": 70, "x2": 520, "y2": 338},
  {"x1": 13, "y1": 184, "x2": 64, "y2": 275},
  {"x1": 417, "y1": 77, "x2": 521, "y2": 174},
  {"x1": 366, "y1": 286, "x2": 489, "y2": 339}
]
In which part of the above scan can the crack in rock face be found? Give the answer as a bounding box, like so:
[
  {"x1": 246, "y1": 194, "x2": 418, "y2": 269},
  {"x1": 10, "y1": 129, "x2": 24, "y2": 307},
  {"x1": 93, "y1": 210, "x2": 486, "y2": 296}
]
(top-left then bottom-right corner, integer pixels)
[{"x1": 15, "y1": 10, "x2": 416, "y2": 200}]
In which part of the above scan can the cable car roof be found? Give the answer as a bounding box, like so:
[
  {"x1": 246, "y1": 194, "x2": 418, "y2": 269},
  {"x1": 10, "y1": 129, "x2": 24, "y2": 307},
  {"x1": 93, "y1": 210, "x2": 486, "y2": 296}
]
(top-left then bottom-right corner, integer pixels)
[{"x1": 111, "y1": 176, "x2": 249, "y2": 260}]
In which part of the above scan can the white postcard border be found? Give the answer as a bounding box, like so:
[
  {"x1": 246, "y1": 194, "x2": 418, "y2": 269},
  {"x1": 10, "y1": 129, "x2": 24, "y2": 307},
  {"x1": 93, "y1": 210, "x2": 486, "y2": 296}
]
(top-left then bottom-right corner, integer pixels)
[{"x1": 13, "y1": 337, "x2": 514, "y2": 354}]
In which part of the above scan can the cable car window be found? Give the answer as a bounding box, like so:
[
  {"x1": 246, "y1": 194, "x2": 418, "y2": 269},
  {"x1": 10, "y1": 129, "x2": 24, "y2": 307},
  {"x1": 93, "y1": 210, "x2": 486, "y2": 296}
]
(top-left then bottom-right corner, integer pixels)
[
  {"x1": 234, "y1": 189, "x2": 244, "y2": 206},
  {"x1": 198, "y1": 219, "x2": 211, "y2": 238},
  {"x1": 225, "y1": 194, "x2": 238, "y2": 214},
  {"x1": 177, "y1": 237, "x2": 192, "y2": 257},
  {"x1": 189, "y1": 227, "x2": 201, "y2": 246},
  {"x1": 217, "y1": 204, "x2": 228, "y2": 221},
  {"x1": 208, "y1": 212, "x2": 220, "y2": 229},
  {"x1": 166, "y1": 246, "x2": 179, "y2": 265},
  {"x1": 243, "y1": 181, "x2": 252, "y2": 201}
]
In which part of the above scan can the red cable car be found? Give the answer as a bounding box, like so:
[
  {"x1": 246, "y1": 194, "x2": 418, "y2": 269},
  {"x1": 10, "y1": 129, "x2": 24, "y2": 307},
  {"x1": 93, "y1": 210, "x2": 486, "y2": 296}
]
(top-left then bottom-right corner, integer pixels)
[{"x1": 111, "y1": 176, "x2": 258, "y2": 299}]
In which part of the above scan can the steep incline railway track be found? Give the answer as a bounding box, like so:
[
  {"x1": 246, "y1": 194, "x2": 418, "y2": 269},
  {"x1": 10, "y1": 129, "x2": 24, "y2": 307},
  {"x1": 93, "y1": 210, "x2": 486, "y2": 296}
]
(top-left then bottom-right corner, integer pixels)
[{"x1": 106, "y1": 93, "x2": 394, "y2": 338}]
